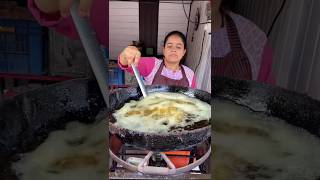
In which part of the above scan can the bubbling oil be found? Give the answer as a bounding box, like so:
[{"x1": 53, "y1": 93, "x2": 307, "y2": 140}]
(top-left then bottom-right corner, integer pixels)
[
  {"x1": 113, "y1": 92, "x2": 211, "y2": 133},
  {"x1": 12, "y1": 120, "x2": 107, "y2": 180},
  {"x1": 213, "y1": 100, "x2": 320, "y2": 180}
]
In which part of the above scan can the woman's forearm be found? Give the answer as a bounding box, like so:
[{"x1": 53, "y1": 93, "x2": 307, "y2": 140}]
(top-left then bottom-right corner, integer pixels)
[{"x1": 34, "y1": 0, "x2": 59, "y2": 14}]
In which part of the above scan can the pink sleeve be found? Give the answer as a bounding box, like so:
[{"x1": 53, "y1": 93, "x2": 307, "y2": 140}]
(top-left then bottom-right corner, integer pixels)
[
  {"x1": 118, "y1": 57, "x2": 156, "y2": 77},
  {"x1": 257, "y1": 42, "x2": 276, "y2": 85},
  {"x1": 191, "y1": 76, "x2": 197, "y2": 88},
  {"x1": 28, "y1": 0, "x2": 78, "y2": 39}
]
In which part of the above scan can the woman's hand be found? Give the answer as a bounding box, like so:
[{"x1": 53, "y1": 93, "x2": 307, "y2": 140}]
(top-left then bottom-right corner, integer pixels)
[
  {"x1": 34, "y1": 0, "x2": 92, "y2": 18},
  {"x1": 119, "y1": 46, "x2": 141, "y2": 66}
]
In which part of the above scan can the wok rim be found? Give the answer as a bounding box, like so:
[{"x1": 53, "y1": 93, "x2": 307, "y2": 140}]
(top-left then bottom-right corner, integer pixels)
[
  {"x1": 109, "y1": 121, "x2": 211, "y2": 136},
  {"x1": 108, "y1": 85, "x2": 211, "y2": 136}
]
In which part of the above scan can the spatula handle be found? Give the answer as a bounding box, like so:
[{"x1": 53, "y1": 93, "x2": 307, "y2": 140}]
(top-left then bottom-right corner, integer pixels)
[
  {"x1": 70, "y1": 1, "x2": 110, "y2": 107},
  {"x1": 132, "y1": 65, "x2": 148, "y2": 97}
]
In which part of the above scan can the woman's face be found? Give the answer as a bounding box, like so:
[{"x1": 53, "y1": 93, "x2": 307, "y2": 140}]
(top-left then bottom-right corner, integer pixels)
[{"x1": 163, "y1": 35, "x2": 186, "y2": 64}]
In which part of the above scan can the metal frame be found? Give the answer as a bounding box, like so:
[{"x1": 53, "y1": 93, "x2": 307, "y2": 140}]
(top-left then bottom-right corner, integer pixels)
[{"x1": 109, "y1": 146, "x2": 211, "y2": 175}]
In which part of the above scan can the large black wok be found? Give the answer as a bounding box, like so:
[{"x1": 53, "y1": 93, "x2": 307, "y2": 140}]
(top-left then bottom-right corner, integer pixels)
[
  {"x1": 212, "y1": 76, "x2": 320, "y2": 179},
  {"x1": 108, "y1": 85, "x2": 212, "y2": 151},
  {"x1": 212, "y1": 76, "x2": 320, "y2": 138},
  {"x1": 0, "y1": 78, "x2": 211, "y2": 179},
  {"x1": 1, "y1": 76, "x2": 320, "y2": 179},
  {"x1": 0, "y1": 79, "x2": 106, "y2": 179}
]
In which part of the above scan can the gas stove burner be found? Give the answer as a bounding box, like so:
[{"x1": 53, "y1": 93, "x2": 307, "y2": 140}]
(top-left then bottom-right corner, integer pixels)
[
  {"x1": 108, "y1": 145, "x2": 211, "y2": 179},
  {"x1": 149, "y1": 152, "x2": 167, "y2": 167}
]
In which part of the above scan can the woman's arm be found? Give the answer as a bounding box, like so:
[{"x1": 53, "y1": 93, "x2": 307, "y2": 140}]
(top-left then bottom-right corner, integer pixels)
[
  {"x1": 118, "y1": 57, "x2": 156, "y2": 77},
  {"x1": 34, "y1": 0, "x2": 60, "y2": 14},
  {"x1": 118, "y1": 46, "x2": 156, "y2": 77},
  {"x1": 28, "y1": 0, "x2": 93, "y2": 39},
  {"x1": 33, "y1": 0, "x2": 92, "y2": 17},
  {"x1": 28, "y1": 0, "x2": 78, "y2": 39}
]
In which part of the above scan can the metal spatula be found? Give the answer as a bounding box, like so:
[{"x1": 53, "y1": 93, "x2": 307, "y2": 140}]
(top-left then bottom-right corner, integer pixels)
[
  {"x1": 70, "y1": 1, "x2": 109, "y2": 107},
  {"x1": 131, "y1": 65, "x2": 148, "y2": 98}
]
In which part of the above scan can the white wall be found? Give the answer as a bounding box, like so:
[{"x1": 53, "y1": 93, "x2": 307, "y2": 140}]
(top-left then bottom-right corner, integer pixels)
[
  {"x1": 157, "y1": 1, "x2": 191, "y2": 55},
  {"x1": 293, "y1": 0, "x2": 320, "y2": 100},
  {"x1": 48, "y1": 30, "x2": 91, "y2": 77},
  {"x1": 109, "y1": 1, "x2": 191, "y2": 59},
  {"x1": 109, "y1": 1, "x2": 139, "y2": 60},
  {"x1": 185, "y1": 1, "x2": 211, "y2": 92},
  {"x1": 235, "y1": 0, "x2": 283, "y2": 33}
]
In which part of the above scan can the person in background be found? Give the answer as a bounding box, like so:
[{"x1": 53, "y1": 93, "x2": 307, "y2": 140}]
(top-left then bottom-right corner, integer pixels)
[
  {"x1": 28, "y1": 0, "x2": 108, "y2": 48},
  {"x1": 119, "y1": 31, "x2": 196, "y2": 88},
  {"x1": 212, "y1": 0, "x2": 275, "y2": 84}
]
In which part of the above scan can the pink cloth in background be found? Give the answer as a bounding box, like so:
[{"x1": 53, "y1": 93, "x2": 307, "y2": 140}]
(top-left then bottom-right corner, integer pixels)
[
  {"x1": 28, "y1": 0, "x2": 108, "y2": 48},
  {"x1": 213, "y1": 11, "x2": 276, "y2": 85},
  {"x1": 118, "y1": 57, "x2": 197, "y2": 88},
  {"x1": 257, "y1": 43, "x2": 275, "y2": 85}
]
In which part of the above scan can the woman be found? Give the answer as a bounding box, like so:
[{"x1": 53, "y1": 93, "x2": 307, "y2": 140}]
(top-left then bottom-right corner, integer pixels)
[
  {"x1": 213, "y1": 0, "x2": 275, "y2": 84},
  {"x1": 118, "y1": 31, "x2": 196, "y2": 88},
  {"x1": 28, "y1": 0, "x2": 108, "y2": 48},
  {"x1": 112, "y1": 31, "x2": 198, "y2": 168}
]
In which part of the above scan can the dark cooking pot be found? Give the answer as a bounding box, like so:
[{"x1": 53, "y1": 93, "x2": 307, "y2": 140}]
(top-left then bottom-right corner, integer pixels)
[
  {"x1": 0, "y1": 78, "x2": 211, "y2": 179},
  {"x1": 212, "y1": 76, "x2": 320, "y2": 137},
  {"x1": 108, "y1": 85, "x2": 212, "y2": 152},
  {"x1": 0, "y1": 79, "x2": 106, "y2": 179},
  {"x1": 1, "y1": 76, "x2": 320, "y2": 179},
  {"x1": 212, "y1": 76, "x2": 320, "y2": 179}
]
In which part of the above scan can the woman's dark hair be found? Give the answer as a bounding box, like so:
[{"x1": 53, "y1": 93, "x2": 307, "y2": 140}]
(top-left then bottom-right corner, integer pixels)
[{"x1": 163, "y1": 31, "x2": 187, "y2": 50}]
